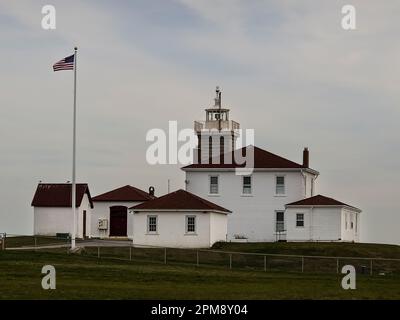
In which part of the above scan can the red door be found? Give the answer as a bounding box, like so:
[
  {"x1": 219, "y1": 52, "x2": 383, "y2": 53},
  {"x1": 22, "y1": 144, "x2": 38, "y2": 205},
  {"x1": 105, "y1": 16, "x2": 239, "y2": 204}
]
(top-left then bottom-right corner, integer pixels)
[{"x1": 109, "y1": 206, "x2": 127, "y2": 237}]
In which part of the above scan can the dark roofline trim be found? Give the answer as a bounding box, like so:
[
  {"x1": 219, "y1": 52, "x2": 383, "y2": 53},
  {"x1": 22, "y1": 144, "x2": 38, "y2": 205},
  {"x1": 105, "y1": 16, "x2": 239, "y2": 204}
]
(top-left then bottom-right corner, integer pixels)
[
  {"x1": 31, "y1": 183, "x2": 94, "y2": 209},
  {"x1": 92, "y1": 185, "x2": 155, "y2": 202},
  {"x1": 129, "y1": 208, "x2": 230, "y2": 215},
  {"x1": 93, "y1": 199, "x2": 145, "y2": 202},
  {"x1": 182, "y1": 167, "x2": 319, "y2": 175},
  {"x1": 285, "y1": 194, "x2": 361, "y2": 212},
  {"x1": 130, "y1": 189, "x2": 231, "y2": 213},
  {"x1": 181, "y1": 145, "x2": 319, "y2": 173},
  {"x1": 285, "y1": 204, "x2": 361, "y2": 212}
]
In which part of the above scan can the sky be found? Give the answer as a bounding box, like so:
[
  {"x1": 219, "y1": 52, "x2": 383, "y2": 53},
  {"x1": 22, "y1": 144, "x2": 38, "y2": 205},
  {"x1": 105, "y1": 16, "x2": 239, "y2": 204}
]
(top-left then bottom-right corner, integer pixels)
[{"x1": 0, "y1": 0, "x2": 399, "y2": 244}]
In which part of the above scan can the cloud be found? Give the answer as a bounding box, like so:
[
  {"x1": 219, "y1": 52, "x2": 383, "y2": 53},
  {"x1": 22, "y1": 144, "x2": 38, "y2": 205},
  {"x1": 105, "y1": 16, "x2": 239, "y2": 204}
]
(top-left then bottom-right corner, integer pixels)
[{"x1": 0, "y1": 0, "x2": 399, "y2": 244}]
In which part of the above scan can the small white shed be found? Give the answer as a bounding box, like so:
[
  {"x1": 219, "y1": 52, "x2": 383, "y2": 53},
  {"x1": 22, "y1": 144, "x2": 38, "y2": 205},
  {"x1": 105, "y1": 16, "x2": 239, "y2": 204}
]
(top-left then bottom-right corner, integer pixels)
[
  {"x1": 91, "y1": 185, "x2": 155, "y2": 239},
  {"x1": 130, "y1": 189, "x2": 230, "y2": 248},
  {"x1": 31, "y1": 183, "x2": 94, "y2": 238},
  {"x1": 285, "y1": 194, "x2": 361, "y2": 242}
]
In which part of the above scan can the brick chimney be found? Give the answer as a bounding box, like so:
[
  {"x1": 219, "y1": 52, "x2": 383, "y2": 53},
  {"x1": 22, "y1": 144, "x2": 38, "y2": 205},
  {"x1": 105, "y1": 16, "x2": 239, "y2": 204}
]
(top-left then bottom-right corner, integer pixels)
[{"x1": 303, "y1": 147, "x2": 309, "y2": 168}]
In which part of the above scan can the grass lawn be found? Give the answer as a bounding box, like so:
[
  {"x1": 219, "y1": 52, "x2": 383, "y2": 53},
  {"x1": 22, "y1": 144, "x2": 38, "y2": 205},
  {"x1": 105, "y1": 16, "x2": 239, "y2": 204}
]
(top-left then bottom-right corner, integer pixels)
[
  {"x1": 212, "y1": 242, "x2": 400, "y2": 258},
  {"x1": 1, "y1": 250, "x2": 399, "y2": 300},
  {"x1": 4, "y1": 236, "x2": 69, "y2": 248}
]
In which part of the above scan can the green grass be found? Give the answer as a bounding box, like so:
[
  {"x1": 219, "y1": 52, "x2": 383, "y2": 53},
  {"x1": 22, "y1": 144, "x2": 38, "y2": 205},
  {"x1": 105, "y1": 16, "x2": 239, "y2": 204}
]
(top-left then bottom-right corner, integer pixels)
[
  {"x1": 212, "y1": 241, "x2": 400, "y2": 258},
  {"x1": 4, "y1": 236, "x2": 69, "y2": 248},
  {"x1": 1, "y1": 250, "x2": 400, "y2": 300}
]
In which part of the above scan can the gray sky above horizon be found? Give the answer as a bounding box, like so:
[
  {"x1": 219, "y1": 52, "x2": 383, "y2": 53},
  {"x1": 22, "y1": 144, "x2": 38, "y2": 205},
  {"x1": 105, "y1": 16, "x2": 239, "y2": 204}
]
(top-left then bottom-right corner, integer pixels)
[{"x1": 0, "y1": 0, "x2": 399, "y2": 244}]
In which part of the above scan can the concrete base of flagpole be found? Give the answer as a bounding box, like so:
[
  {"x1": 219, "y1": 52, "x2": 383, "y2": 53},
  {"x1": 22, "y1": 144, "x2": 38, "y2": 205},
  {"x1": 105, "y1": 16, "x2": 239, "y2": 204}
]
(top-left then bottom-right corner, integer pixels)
[{"x1": 69, "y1": 246, "x2": 83, "y2": 254}]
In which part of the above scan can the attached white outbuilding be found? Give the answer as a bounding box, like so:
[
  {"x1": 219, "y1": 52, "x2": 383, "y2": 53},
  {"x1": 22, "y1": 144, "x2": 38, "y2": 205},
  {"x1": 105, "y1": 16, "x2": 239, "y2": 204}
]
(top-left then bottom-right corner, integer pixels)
[
  {"x1": 130, "y1": 189, "x2": 230, "y2": 248},
  {"x1": 285, "y1": 195, "x2": 361, "y2": 242},
  {"x1": 91, "y1": 185, "x2": 155, "y2": 239},
  {"x1": 31, "y1": 183, "x2": 94, "y2": 238}
]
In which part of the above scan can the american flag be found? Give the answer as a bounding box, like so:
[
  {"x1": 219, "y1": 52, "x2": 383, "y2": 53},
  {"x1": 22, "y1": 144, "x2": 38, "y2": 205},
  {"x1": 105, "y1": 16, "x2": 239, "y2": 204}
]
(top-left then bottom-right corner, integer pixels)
[{"x1": 53, "y1": 54, "x2": 74, "y2": 71}]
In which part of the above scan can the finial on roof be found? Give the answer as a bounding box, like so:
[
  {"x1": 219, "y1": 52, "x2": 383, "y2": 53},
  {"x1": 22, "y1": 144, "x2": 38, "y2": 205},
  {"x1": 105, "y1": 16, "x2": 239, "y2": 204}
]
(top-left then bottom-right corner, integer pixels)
[{"x1": 214, "y1": 86, "x2": 222, "y2": 108}]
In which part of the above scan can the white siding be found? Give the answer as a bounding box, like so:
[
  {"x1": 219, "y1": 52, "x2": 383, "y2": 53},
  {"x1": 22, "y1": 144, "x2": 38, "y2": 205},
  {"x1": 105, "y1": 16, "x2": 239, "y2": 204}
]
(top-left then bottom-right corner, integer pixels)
[
  {"x1": 132, "y1": 211, "x2": 227, "y2": 248},
  {"x1": 285, "y1": 207, "x2": 342, "y2": 241},
  {"x1": 34, "y1": 194, "x2": 92, "y2": 238},
  {"x1": 209, "y1": 212, "x2": 228, "y2": 246},
  {"x1": 341, "y1": 208, "x2": 360, "y2": 242},
  {"x1": 78, "y1": 194, "x2": 92, "y2": 238},
  {"x1": 91, "y1": 201, "x2": 142, "y2": 239},
  {"x1": 304, "y1": 172, "x2": 317, "y2": 198},
  {"x1": 185, "y1": 170, "x2": 314, "y2": 241}
]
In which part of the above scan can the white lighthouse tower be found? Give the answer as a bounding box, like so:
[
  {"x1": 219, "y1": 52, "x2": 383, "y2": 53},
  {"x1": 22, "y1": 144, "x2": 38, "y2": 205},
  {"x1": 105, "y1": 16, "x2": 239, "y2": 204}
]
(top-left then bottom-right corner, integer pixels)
[{"x1": 194, "y1": 87, "x2": 240, "y2": 164}]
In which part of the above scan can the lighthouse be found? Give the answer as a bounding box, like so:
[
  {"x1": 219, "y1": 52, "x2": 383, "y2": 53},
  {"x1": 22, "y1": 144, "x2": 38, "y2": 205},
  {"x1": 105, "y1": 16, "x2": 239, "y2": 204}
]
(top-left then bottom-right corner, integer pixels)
[{"x1": 194, "y1": 87, "x2": 240, "y2": 164}]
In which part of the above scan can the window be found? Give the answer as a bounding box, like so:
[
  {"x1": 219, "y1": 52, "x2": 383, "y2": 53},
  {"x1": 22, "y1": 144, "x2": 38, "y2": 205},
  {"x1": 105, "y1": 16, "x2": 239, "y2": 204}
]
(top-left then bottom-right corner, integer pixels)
[
  {"x1": 147, "y1": 215, "x2": 157, "y2": 233},
  {"x1": 296, "y1": 213, "x2": 304, "y2": 227},
  {"x1": 276, "y1": 211, "x2": 285, "y2": 232},
  {"x1": 276, "y1": 176, "x2": 285, "y2": 195},
  {"x1": 186, "y1": 216, "x2": 196, "y2": 233},
  {"x1": 242, "y1": 176, "x2": 252, "y2": 194},
  {"x1": 210, "y1": 176, "x2": 219, "y2": 194}
]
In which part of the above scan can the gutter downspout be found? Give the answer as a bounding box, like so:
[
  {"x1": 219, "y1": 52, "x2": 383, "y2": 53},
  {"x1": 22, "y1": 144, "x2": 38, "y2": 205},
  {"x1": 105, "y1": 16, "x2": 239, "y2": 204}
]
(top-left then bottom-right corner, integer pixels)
[
  {"x1": 310, "y1": 206, "x2": 314, "y2": 241},
  {"x1": 301, "y1": 170, "x2": 307, "y2": 198},
  {"x1": 311, "y1": 174, "x2": 319, "y2": 197}
]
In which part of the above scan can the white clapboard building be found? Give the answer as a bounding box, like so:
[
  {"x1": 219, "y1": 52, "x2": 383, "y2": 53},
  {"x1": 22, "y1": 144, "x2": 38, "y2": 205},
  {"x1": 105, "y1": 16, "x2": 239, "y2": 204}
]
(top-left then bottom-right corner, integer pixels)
[
  {"x1": 130, "y1": 189, "x2": 230, "y2": 248},
  {"x1": 31, "y1": 88, "x2": 362, "y2": 245},
  {"x1": 91, "y1": 185, "x2": 155, "y2": 239},
  {"x1": 182, "y1": 88, "x2": 361, "y2": 242},
  {"x1": 31, "y1": 183, "x2": 93, "y2": 238}
]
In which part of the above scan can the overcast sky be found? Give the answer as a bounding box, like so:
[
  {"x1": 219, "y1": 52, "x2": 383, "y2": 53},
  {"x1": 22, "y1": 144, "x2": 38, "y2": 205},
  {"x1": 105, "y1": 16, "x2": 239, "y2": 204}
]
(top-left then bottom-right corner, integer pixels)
[{"x1": 0, "y1": 0, "x2": 399, "y2": 244}]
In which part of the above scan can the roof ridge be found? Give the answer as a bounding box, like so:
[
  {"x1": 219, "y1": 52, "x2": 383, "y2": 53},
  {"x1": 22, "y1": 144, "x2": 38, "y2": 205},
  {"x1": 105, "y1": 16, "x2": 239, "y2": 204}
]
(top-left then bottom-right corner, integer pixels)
[
  {"x1": 249, "y1": 145, "x2": 304, "y2": 167},
  {"x1": 181, "y1": 189, "x2": 226, "y2": 211},
  {"x1": 182, "y1": 145, "x2": 313, "y2": 170},
  {"x1": 38, "y1": 183, "x2": 88, "y2": 185},
  {"x1": 286, "y1": 194, "x2": 360, "y2": 211},
  {"x1": 32, "y1": 183, "x2": 93, "y2": 208},
  {"x1": 92, "y1": 184, "x2": 153, "y2": 201},
  {"x1": 131, "y1": 189, "x2": 231, "y2": 213}
]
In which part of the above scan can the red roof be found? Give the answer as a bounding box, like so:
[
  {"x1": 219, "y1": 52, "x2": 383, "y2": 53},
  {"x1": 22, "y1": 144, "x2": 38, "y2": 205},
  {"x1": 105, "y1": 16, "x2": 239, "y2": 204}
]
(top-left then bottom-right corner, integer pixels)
[
  {"x1": 92, "y1": 185, "x2": 155, "y2": 202},
  {"x1": 130, "y1": 189, "x2": 231, "y2": 213},
  {"x1": 31, "y1": 183, "x2": 93, "y2": 208},
  {"x1": 286, "y1": 195, "x2": 361, "y2": 211},
  {"x1": 182, "y1": 145, "x2": 318, "y2": 172}
]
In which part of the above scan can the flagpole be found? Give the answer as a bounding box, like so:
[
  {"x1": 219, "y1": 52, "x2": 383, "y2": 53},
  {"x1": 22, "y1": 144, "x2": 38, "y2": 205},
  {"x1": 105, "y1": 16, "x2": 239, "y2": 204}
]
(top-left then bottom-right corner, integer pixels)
[{"x1": 71, "y1": 46, "x2": 77, "y2": 250}]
